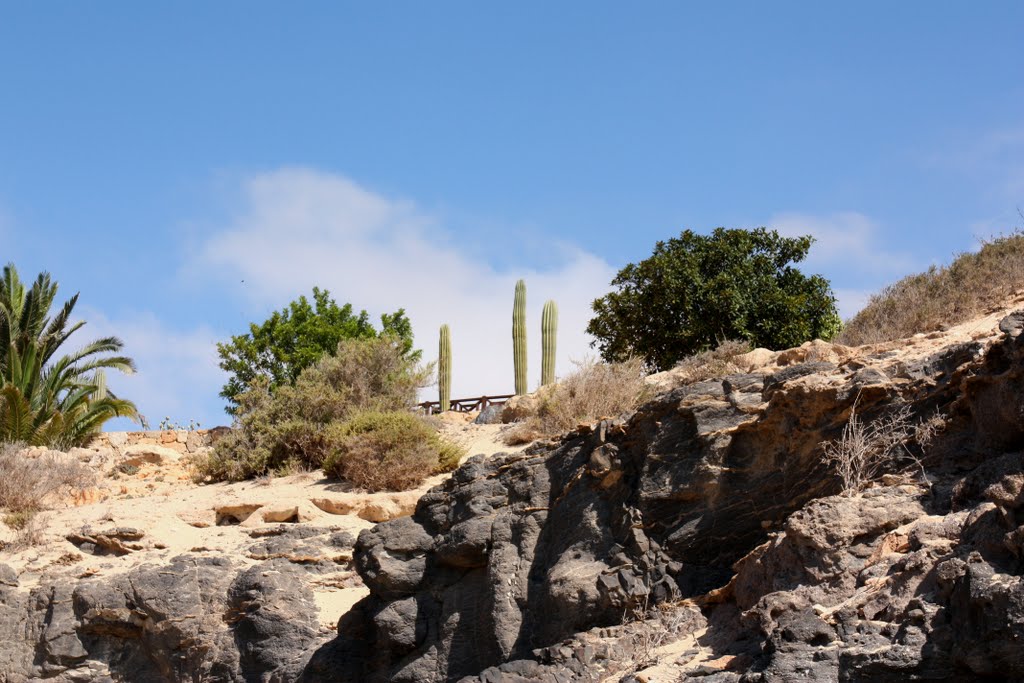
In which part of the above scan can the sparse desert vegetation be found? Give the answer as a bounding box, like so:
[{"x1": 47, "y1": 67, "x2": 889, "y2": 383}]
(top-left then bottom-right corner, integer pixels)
[
  {"x1": 671, "y1": 338, "x2": 752, "y2": 383},
  {"x1": 322, "y1": 410, "x2": 464, "y2": 492},
  {"x1": 502, "y1": 357, "x2": 651, "y2": 445},
  {"x1": 194, "y1": 334, "x2": 461, "y2": 490},
  {"x1": 839, "y1": 231, "x2": 1024, "y2": 346}
]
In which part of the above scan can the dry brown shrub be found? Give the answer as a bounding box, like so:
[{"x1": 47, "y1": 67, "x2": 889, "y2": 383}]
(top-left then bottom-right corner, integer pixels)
[
  {"x1": 0, "y1": 443, "x2": 95, "y2": 515},
  {"x1": 820, "y1": 398, "x2": 939, "y2": 494},
  {"x1": 672, "y1": 339, "x2": 751, "y2": 383},
  {"x1": 838, "y1": 231, "x2": 1024, "y2": 346},
  {"x1": 503, "y1": 357, "x2": 650, "y2": 445}
]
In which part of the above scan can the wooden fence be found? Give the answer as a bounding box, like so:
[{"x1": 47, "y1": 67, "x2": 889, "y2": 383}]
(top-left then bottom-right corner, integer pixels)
[{"x1": 417, "y1": 394, "x2": 514, "y2": 415}]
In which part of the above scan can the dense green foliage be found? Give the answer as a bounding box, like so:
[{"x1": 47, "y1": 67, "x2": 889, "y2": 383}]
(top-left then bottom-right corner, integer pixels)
[
  {"x1": 322, "y1": 410, "x2": 463, "y2": 492},
  {"x1": 0, "y1": 264, "x2": 139, "y2": 448},
  {"x1": 217, "y1": 287, "x2": 418, "y2": 414},
  {"x1": 196, "y1": 335, "x2": 434, "y2": 482},
  {"x1": 587, "y1": 228, "x2": 841, "y2": 371}
]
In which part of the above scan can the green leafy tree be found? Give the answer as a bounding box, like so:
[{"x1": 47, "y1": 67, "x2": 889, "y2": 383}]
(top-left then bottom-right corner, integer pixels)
[
  {"x1": 217, "y1": 287, "x2": 419, "y2": 413},
  {"x1": 0, "y1": 264, "x2": 139, "y2": 447},
  {"x1": 587, "y1": 228, "x2": 841, "y2": 371}
]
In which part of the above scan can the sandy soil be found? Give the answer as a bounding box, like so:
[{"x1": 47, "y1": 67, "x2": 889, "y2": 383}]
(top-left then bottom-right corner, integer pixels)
[{"x1": 0, "y1": 417, "x2": 523, "y2": 629}]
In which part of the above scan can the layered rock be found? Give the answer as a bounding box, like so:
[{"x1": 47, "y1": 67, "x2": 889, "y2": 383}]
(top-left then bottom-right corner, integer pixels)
[
  {"x1": 306, "y1": 315, "x2": 1024, "y2": 682},
  {"x1": 0, "y1": 525, "x2": 354, "y2": 682}
]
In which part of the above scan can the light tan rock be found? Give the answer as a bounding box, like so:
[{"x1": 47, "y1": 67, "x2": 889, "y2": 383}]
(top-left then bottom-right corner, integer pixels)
[
  {"x1": 733, "y1": 348, "x2": 777, "y2": 372},
  {"x1": 214, "y1": 503, "x2": 263, "y2": 526},
  {"x1": 358, "y1": 500, "x2": 403, "y2": 523},
  {"x1": 106, "y1": 432, "x2": 128, "y2": 448},
  {"x1": 120, "y1": 444, "x2": 182, "y2": 466},
  {"x1": 311, "y1": 498, "x2": 357, "y2": 515}
]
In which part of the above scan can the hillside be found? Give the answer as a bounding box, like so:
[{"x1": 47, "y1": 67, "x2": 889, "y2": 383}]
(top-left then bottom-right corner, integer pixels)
[{"x1": 2, "y1": 298, "x2": 1024, "y2": 681}]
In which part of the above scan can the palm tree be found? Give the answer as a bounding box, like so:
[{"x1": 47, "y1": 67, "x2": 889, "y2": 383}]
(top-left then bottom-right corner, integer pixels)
[{"x1": 0, "y1": 264, "x2": 139, "y2": 448}]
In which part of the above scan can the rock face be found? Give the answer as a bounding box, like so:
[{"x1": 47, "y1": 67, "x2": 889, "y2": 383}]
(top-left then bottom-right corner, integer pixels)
[
  {"x1": 5, "y1": 313, "x2": 1024, "y2": 681},
  {"x1": 0, "y1": 525, "x2": 354, "y2": 682},
  {"x1": 305, "y1": 317, "x2": 1024, "y2": 682}
]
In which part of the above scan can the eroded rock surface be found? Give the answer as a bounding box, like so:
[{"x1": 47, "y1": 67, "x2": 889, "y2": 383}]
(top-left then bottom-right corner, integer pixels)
[{"x1": 307, "y1": 313, "x2": 1024, "y2": 682}]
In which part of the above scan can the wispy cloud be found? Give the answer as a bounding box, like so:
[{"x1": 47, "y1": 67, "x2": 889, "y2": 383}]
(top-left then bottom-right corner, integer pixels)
[
  {"x1": 769, "y1": 211, "x2": 914, "y2": 276},
  {"x1": 765, "y1": 211, "x2": 917, "y2": 320},
  {"x1": 191, "y1": 168, "x2": 617, "y2": 403},
  {"x1": 79, "y1": 308, "x2": 226, "y2": 429}
]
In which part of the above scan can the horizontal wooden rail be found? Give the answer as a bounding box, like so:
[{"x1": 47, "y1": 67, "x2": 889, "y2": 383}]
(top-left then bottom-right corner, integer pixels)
[{"x1": 417, "y1": 394, "x2": 515, "y2": 415}]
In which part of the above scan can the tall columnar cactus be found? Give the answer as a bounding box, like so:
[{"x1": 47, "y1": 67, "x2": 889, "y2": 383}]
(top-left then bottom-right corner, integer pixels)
[
  {"x1": 541, "y1": 300, "x2": 558, "y2": 386},
  {"x1": 513, "y1": 279, "x2": 527, "y2": 395},
  {"x1": 438, "y1": 324, "x2": 451, "y2": 413}
]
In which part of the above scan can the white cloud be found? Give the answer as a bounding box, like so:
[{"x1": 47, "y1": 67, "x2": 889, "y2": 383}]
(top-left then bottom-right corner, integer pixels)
[
  {"x1": 192, "y1": 168, "x2": 617, "y2": 402},
  {"x1": 79, "y1": 308, "x2": 227, "y2": 429},
  {"x1": 832, "y1": 288, "x2": 874, "y2": 321},
  {"x1": 770, "y1": 211, "x2": 914, "y2": 276}
]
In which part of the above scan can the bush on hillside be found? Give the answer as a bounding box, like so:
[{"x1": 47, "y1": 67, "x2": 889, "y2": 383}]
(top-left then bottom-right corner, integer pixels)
[
  {"x1": 193, "y1": 335, "x2": 432, "y2": 482},
  {"x1": 839, "y1": 232, "x2": 1024, "y2": 346},
  {"x1": 503, "y1": 358, "x2": 651, "y2": 445},
  {"x1": 587, "y1": 228, "x2": 841, "y2": 371},
  {"x1": 323, "y1": 410, "x2": 465, "y2": 492},
  {"x1": 217, "y1": 287, "x2": 418, "y2": 414}
]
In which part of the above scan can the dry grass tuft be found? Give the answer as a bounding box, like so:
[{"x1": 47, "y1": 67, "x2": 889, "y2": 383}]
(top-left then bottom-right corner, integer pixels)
[
  {"x1": 0, "y1": 443, "x2": 95, "y2": 515},
  {"x1": 672, "y1": 339, "x2": 751, "y2": 383},
  {"x1": 503, "y1": 358, "x2": 651, "y2": 445},
  {"x1": 820, "y1": 398, "x2": 941, "y2": 494},
  {"x1": 0, "y1": 443, "x2": 95, "y2": 549},
  {"x1": 838, "y1": 231, "x2": 1024, "y2": 346}
]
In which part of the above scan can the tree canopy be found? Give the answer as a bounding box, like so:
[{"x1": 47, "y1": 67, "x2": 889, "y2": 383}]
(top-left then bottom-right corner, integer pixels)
[
  {"x1": 217, "y1": 287, "x2": 419, "y2": 413},
  {"x1": 0, "y1": 264, "x2": 139, "y2": 447},
  {"x1": 586, "y1": 227, "x2": 841, "y2": 371}
]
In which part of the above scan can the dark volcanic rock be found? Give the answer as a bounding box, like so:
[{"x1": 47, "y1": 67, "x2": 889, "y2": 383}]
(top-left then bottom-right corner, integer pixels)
[
  {"x1": 0, "y1": 527, "x2": 355, "y2": 682},
  {"x1": 308, "y1": 328, "x2": 1024, "y2": 683}
]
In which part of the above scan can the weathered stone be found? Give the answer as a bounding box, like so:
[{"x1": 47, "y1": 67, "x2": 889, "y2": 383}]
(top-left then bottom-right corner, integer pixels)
[{"x1": 118, "y1": 444, "x2": 182, "y2": 466}]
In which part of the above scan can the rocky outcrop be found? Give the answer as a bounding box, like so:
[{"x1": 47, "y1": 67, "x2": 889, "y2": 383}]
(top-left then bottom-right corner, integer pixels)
[
  {"x1": 307, "y1": 316, "x2": 1024, "y2": 682},
  {"x1": 0, "y1": 525, "x2": 354, "y2": 682}
]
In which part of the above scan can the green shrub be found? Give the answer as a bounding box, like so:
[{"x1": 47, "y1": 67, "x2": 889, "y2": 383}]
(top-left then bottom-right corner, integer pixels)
[
  {"x1": 839, "y1": 232, "x2": 1024, "y2": 346},
  {"x1": 587, "y1": 228, "x2": 841, "y2": 371},
  {"x1": 217, "y1": 286, "x2": 418, "y2": 414},
  {"x1": 193, "y1": 335, "x2": 432, "y2": 482},
  {"x1": 323, "y1": 411, "x2": 465, "y2": 492}
]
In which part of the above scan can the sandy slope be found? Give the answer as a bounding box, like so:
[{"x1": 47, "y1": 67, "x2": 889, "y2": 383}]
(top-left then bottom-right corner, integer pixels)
[{"x1": 0, "y1": 417, "x2": 523, "y2": 630}]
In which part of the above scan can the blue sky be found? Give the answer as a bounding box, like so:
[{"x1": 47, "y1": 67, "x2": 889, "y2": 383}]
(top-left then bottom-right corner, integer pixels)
[{"x1": 2, "y1": 2, "x2": 1022, "y2": 429}]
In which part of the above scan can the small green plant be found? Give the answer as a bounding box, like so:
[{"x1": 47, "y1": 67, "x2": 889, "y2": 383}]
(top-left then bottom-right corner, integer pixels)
[
  {"x1": 157, "y1": 417, "x2": 202, "y2": 431},
  {"x1": 513, "y1": 279, "x2": 527, "y2": 395},
  {"x1": 3, "y1": 510, "x2": 34, "y2": 530},
  {"x1": 542, "y1": 300, "x2": 558, "y2": 386},
  {"x1": 322, "y1": 410, "x2": 465, "y2": 492}
]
